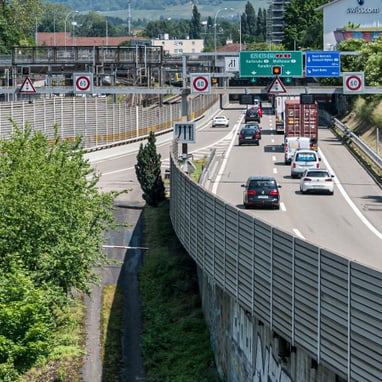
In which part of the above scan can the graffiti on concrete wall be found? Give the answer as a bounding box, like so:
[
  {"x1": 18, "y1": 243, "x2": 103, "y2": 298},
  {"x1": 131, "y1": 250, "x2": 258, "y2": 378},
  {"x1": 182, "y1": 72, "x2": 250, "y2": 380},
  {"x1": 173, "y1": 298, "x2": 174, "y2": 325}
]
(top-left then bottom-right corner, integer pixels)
[{"x1": 253, "y1": 335, "x2": 293, "y2": 382}]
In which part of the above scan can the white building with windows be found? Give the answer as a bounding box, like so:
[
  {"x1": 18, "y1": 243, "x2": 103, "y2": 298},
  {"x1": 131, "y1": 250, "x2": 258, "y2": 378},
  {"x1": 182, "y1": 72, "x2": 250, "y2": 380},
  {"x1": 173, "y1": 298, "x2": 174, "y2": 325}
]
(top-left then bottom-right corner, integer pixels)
[
  {"x1": 151, "y1": 35, "x2": 204, "y2": 55},
  {"x1": 316, "y1": 0, "x2": 382, "y2": 50}
]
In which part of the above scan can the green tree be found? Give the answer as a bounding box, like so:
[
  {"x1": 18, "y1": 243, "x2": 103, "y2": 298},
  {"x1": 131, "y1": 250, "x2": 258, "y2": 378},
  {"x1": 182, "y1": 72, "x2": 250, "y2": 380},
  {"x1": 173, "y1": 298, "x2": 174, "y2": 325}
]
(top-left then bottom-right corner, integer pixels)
[
  {"x1": 39, "y1": 2, "x2": 68, "y2": 33},
  {"x1": 189, "y1": 5, "x2": 201, "y2": 39},
  {"x1": 283, "y1": 0, "x2": 326, "y2": 50},
  {"x1": 9, "y1": 0, "x2": 43, "y2": 36},
  {"x1": 241, "y1": 1, "x2": 256, "y2": 36},
  {"x1": 0, "y1": 268, "x2": 61, "y2": 377},
  {"x1": 0, "y1": 123, "x2": 120, "y2": 295},
  {"x1": 0, "y1": 4, "x2": 28, "y2": 52},
  {"x1": 135, "y1": 131, "x2": 166, "y2": 207}
]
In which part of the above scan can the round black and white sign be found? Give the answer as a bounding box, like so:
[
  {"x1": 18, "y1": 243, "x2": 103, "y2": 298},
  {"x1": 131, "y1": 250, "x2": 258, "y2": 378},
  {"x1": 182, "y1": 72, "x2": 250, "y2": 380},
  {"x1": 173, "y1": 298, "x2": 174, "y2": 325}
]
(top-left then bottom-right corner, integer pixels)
[
  {"x1": 75, "y1": 75, "x2": 91, "y2": 91},
  {"x1": 191, "y1": 74, "x2": 211, "y2": 94},
  {"x1": 343, "y1": 72, "x2": 364, "y2": 94}
]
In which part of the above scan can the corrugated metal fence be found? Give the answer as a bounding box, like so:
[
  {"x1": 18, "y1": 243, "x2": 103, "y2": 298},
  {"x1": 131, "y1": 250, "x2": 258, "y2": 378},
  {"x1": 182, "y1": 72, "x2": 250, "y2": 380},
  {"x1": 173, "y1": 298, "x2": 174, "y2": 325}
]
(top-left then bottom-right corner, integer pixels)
[
  {"x1": 0, "y1": 95, "x2": 218, "y2": 149},
  {"x1": 169, "y1": 156, "x2": 382, "y2": 382}
]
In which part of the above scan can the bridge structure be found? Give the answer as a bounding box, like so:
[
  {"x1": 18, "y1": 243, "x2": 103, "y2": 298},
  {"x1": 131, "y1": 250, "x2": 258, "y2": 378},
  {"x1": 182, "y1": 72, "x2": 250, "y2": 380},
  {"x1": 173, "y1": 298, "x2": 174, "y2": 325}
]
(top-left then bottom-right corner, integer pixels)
[{"x1": 1, "y1": 46, "x2": 381, "y2": 100}]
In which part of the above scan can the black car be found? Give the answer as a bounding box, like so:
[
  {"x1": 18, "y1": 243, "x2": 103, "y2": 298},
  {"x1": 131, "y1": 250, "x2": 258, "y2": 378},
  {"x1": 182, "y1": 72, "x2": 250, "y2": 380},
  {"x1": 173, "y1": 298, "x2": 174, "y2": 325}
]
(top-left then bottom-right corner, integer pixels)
[
  {"x1": 244, "y1": 107, "x2": 261, "y2": 123},
  {"x1": 241, "y1": 176, "x2": 281, "y2": 209},
  {"x1": 244, "y1": 123, "x2": 262, "y2": 139},
  {"x1": 238, "y1": 126, "x2": 261, "y2": 146}
]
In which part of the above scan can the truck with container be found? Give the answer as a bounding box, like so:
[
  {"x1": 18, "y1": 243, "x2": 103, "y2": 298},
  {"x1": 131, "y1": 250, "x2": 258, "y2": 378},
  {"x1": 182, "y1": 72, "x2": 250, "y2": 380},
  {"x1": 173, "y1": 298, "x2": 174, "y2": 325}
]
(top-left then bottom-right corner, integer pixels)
[{"x1": 283, "y1": 99, "x2": 318, "y2": 164}]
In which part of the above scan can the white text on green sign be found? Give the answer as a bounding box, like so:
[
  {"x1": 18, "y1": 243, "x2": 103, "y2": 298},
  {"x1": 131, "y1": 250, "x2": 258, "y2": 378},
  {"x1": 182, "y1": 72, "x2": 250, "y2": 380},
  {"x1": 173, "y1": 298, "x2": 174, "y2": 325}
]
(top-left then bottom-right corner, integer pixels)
[{"x1": 239, "y1": 51, "x2": 303, "y2": 77}]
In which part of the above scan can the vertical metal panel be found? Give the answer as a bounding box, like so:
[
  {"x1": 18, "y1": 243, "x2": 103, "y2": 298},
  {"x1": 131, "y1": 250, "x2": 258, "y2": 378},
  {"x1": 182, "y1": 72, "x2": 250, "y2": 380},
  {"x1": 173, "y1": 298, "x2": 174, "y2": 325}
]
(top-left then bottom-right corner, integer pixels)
[
  {"x1": 294, "y1": 239, "x2": 319, "y2": 353},
  {"x1": 203, "y1": 193, "x2": 216, "y2": 277},
  {"x1": 253, "y1": 220, "x2": 272, "y2": 324},
  {"x1": 320, "y1": 250, "x2": 349, "y2": 376},
  {"x1": 271, "y1": 229, "x2": 294, "y2": 341},
  {"x1": 214, "y1": 199, "x2": 227, "y2": 286},
  {"x1": 350, "y1": 263, "x2": 382, "y2": 382}
]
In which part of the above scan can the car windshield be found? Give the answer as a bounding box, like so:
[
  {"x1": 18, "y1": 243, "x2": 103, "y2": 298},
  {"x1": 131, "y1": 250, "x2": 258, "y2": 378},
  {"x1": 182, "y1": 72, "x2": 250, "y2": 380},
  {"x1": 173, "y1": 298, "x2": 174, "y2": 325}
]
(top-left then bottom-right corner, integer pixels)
[
  {"x1": 296, "y1": 153, "x2": 316, "y2": 161},
  {"x1": 215, "y1": 117, "x2": 225, "y2": 120}
]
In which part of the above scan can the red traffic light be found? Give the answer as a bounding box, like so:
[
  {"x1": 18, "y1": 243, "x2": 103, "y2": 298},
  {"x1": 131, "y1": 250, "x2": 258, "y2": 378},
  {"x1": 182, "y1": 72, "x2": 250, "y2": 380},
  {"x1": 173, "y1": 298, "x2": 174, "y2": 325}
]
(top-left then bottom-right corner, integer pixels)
[{"x1": 272, "y1": 66, "x2": 282, "y2": 75}]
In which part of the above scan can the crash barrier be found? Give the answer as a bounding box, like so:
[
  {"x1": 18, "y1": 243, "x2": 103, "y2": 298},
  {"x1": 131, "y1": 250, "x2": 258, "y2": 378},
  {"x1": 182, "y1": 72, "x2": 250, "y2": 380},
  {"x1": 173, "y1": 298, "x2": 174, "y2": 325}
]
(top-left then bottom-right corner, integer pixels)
[
  {"x1": 169, "y1": 152, "x2": 382, "y2": 382},
  {"x1": 0, "y1": 94, "x2": 219, "y2": 149},
  {"x1": 333, "y1": 117, "x2": 382, "y2": 171}
]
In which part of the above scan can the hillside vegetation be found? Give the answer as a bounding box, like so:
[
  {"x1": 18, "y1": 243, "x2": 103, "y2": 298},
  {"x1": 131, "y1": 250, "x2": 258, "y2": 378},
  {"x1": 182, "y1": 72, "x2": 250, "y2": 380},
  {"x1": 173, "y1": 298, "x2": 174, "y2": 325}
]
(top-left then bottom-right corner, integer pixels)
[{"x1": 45, "y1": 0, "x2": 270, "y2": 19}]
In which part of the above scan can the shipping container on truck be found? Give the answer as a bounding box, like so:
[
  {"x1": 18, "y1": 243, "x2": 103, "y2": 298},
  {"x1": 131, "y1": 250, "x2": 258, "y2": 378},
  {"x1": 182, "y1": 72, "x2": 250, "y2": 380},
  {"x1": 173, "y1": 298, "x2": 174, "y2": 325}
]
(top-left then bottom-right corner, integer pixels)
[{"x1": 284, "y1": 99, "x2": 318, "y2": 150}]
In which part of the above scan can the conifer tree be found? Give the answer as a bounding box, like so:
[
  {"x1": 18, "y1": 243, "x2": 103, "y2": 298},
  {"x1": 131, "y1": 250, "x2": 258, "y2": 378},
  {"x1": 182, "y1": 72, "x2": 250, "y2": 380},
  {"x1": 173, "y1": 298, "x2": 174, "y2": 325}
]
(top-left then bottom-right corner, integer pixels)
[{"x1": 135, "y1": 131, "x2": 166, "y2": 207}]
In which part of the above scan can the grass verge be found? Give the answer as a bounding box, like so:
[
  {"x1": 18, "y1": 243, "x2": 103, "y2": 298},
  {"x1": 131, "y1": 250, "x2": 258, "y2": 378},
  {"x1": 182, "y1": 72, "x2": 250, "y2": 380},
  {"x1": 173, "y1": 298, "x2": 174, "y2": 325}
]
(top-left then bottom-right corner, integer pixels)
[
  {"x1": 101, "y1": 285, "x2": 123, "y2": 381},
  {"x1": 22, "y1": 300, "x2": 85, "y2": 382},
  {"x1": 139, "y1": 200, "x2": 220, "y2": 382}
]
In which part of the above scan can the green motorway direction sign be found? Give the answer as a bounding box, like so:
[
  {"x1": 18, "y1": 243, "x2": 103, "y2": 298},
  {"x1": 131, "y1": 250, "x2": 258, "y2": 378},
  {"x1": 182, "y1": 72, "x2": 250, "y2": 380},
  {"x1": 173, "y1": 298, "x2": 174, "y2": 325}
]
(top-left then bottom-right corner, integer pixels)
[{"x1": 240, "y1": 51, "x2": 303, "y2": 77}]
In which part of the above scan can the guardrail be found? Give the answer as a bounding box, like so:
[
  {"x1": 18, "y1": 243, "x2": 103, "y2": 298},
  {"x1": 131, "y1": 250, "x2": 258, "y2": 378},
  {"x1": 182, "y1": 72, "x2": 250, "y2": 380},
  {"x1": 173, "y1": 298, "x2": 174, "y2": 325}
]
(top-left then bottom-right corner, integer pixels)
[{"x1": 333, "y1": 117, "x2": 382, "y2": 171}]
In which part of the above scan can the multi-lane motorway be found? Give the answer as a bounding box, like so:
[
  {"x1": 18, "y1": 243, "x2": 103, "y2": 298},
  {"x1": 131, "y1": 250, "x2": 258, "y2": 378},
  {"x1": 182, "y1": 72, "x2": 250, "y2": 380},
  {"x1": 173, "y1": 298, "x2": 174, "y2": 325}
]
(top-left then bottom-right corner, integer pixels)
[{"x1": 86, "y1": 102, "x2": 382, "y2": 271}]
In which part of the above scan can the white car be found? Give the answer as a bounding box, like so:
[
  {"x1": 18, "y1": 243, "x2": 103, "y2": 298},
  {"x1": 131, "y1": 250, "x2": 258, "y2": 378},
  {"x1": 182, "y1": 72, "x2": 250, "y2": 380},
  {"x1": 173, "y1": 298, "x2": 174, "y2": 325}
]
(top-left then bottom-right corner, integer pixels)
[
  {"x1": 212, "y1": 115, "x2": 229, "y2": 127},
  {"x1": 291, "y1": 149, "x2": 320, "y2": 178},
  {"x1": 300, "y1": 169, "x2": 335, "y2": 195}
]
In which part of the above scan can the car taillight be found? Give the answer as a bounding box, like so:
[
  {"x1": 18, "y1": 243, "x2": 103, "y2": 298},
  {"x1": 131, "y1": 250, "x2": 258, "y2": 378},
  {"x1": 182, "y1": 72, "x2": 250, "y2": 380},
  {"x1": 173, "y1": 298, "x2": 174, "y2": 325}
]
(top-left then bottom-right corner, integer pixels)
[
  {"x1": 316, "y1": 163, "x2": 320, "y2": 168},
  {"x1": 239, "y1": 134, "x2": 243, "y2": 138},
  {"x1": 247, "y1": 190, "x2": 257, "y2": 195},
  {"x1": 269, "y1": 190, "x2": 279, "y2": 196},
  {"x1": 292, "y1": 163, "x2": 296, "y2": 168},
  {"x1": 285, "y1": 144, "x2": 288, "y2": 152},
  {"x1": 325, "y1": 178, "x2": 333, "y2": 182},
  {"x1": 304, "y1": 178, "x2": 312, "y2": 182},
  {"x1": 255, "y1": 134, "x2": 259, "y2": 139}
]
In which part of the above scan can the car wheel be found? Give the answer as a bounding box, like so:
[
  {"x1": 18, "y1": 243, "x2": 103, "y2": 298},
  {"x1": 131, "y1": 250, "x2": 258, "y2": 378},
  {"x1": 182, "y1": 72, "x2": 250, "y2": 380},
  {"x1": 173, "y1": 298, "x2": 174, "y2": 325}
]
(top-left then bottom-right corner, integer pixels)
[
  {"x1": 244, "y1": 203, "x2": 248, "y2": 209},
  {"x1": 329, "y1": 191, "x2": 334, "y2": 195}
]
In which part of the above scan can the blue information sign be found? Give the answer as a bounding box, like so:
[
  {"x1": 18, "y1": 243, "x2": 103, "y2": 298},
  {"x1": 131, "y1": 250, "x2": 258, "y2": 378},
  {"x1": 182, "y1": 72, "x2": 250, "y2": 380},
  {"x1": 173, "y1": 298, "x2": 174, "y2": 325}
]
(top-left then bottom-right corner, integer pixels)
[{"x1": 305, "y1": 51, "x2": 341, "y2": 77}]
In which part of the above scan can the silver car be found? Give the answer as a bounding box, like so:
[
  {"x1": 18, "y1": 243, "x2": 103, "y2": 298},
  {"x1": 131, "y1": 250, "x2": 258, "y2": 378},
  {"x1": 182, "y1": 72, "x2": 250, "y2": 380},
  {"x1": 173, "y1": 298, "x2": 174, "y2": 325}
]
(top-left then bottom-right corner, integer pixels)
[
  {"x1": 300, "y1": 169, "x2": 335, "y2": 195},
  {"x1": 212, "y1": 115, "x2": 229, "y2": 127},
  {"x1": 291, "y1": 149, "x2": 320, "y2": 178}
]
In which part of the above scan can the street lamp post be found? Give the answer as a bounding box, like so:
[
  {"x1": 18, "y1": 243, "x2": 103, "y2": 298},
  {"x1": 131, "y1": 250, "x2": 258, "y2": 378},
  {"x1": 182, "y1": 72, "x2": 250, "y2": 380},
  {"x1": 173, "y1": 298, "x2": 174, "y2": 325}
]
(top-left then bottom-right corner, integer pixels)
[
  {"x1": 214, "y1": 7, "x2": 228, "y2": 68},
  {"x1": 64, "y1": 10, "x2": 79, "y2": 49}
]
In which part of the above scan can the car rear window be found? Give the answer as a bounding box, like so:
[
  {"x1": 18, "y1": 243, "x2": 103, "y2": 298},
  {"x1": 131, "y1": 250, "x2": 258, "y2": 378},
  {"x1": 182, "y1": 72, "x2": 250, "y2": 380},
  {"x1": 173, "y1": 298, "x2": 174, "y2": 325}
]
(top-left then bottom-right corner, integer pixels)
[
  {"x1": 249, "y1": 180, "x2": 276, "y2": 188},
  {"x1": 242, "y1": 129, "x2": 256, "y2": 134},
  {"x1": 296, "y1": 153, "x2": 317, "y2": 161},
  {"x1": 246, "y1": 109, "x2": 258, "y2": 116},
  {"x1": 306, "y1": 171, "x2": 329, "y2": 177}
]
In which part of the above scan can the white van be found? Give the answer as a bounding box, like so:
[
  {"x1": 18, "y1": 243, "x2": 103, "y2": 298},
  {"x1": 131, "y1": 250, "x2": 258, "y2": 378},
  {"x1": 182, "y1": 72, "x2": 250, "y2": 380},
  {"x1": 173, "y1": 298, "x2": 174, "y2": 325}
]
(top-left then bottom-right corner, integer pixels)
[{"x1": 284, "y1": 137, "x2": 310, "y2": 164}]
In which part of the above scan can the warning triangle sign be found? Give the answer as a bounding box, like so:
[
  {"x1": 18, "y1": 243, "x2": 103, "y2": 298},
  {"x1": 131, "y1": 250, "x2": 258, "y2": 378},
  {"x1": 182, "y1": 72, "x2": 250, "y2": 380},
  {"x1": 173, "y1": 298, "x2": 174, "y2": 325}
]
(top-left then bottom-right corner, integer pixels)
[
  {"x1": 268, "y1": 77, "x2": 287, "y2": 94},
  {"x1": 19, "y1": 77, "x2": 36, "y2": 93}
]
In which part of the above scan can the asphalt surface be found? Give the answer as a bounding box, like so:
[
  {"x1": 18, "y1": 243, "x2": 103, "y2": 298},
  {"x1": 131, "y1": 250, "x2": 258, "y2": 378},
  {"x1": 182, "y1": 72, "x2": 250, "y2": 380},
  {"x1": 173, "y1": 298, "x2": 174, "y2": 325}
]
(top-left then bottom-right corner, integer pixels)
[{"x1": 81, "y1": 149, "x2": 146, "y2": 382}]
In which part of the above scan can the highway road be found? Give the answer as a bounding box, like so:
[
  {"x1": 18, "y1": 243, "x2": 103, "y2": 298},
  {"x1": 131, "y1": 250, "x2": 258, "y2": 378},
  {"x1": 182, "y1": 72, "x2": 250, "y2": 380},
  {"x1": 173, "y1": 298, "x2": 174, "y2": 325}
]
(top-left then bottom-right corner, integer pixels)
[{"x1": 86, "y1": 102, "x2": 382, "y2": 271}]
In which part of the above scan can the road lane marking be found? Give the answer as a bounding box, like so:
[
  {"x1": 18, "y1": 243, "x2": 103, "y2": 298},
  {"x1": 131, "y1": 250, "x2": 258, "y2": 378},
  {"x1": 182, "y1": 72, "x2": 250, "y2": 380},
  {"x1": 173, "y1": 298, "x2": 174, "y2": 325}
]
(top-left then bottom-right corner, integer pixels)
[{"x1": 318, "y1": 148, "x2": 382, "y2": 241}]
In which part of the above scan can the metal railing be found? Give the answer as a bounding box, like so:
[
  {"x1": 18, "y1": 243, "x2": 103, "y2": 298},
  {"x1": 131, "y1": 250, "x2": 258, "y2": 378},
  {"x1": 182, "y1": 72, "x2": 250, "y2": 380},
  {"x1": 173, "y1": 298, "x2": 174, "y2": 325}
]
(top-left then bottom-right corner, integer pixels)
[
  {"x1": 0, "y1": 95, "x2": 219, "y2": 150},
  {"x1": 333, "y1": 117, "x2": 382, "y2": 170}
]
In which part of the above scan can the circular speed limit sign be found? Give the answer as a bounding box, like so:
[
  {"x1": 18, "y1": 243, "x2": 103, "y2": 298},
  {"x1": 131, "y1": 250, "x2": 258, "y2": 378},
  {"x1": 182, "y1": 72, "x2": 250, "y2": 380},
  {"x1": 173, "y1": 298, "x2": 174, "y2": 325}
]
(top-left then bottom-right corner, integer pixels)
[
  {"x1": 191, "y1": 74, "x2": 211, "y2": 94},
  {"x1": 74, "y1": 73, "x2": 93, "y2": 93},
  {"x1": 343, "y1": 72, "x2": 364, "y2": 94}
]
